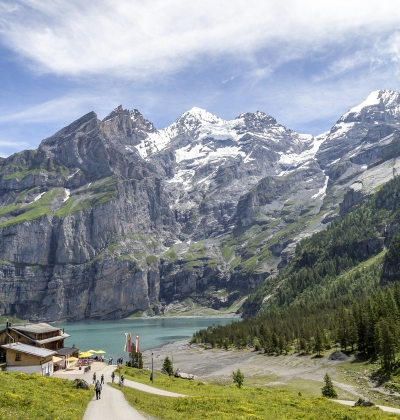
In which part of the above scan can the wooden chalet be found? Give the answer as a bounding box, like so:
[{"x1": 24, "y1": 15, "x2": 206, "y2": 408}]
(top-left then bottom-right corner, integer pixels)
[
  {"x1": 0, "y1": 342, "x2": 56, "y2": 375},
  {"x1": 0, "y1": 321, "x2": 78, "y2": 375}
]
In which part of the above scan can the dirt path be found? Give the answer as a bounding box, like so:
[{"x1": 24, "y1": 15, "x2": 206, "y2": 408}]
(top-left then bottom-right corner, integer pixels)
[
  {"x1": 56, "y1": 365, "x2": 146, "y2": 420},
  {"x1": 123, "y1": 377, "x2": 185, "y2": 397},
  {"x1": 334, "y1": 399, "x2": 400, "y2": 414}
]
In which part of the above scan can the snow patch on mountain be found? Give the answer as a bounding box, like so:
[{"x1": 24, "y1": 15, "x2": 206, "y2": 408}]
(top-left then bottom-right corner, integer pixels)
[
  {"x1": 343, "y1": 90, "x2": 400, "y2": 120},
  {"x1": 311, "y1": 175, "x2": 329, "y2": 200},
  {"x1": 278, "y1": 135, "x2": 324, "y2": 167},
  {"x1": 175, "y1": 143, "x2": 245, "y2": 164},
  {"x1": 63, "y1": 188, "x2": 70, "y2": 202},
  {"x1": 348, "y1": 91, "x2": 382, "y2": 114},
  {"x1": 135, "y1": 130, "x2": 172, "y2": 159}
]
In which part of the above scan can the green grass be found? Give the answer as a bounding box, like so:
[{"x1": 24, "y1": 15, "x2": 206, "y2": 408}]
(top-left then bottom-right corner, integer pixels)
[
  {"x1": 0, "y1": 203, "x2": 20, "y2": 218},
  {"x1": 1, "y1": 160, "x2": 68, "y2": 181},
  {"x1": 0, "y1": 316, "x2": 27, "y2": 325},
  {"x1": 0, "y1": 371, "x2": 93, "y2": 420},
  {"x1": 112, "y1": 368, "x2": 395, "y2": 419},
  {"x1": 116, "y1": 254, "x2": 135, "y2": 262},
  {"x1": 183, "y1": 242, "x2": 206, "y2": 261},
  {"x1": 146, "y1": 255, "x2": 158, "y2": 266},
  {"x1": 207, "y1": 259, "x2": 218, "y2": 269},
  {"x1": 162, "y1": 246, "x2": 179, "y2": 262},
  {"x1": 55, "y1": 177, "x2": 118, "y2": 217},
  {"x1": 184, "y1": 260, "x2": 203, "y2": 270},
  {"x1": 221, "y1": 246, "x2": 233, "y2": 261},
  {"x1": 0, "y1": 189, "x2": 63, "y2": 228}
]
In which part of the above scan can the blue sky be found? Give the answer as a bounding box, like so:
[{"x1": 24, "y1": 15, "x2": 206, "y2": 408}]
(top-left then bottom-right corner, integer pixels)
[{"x1": 0, "y1": 0, "x2": 400, "y2": 157}]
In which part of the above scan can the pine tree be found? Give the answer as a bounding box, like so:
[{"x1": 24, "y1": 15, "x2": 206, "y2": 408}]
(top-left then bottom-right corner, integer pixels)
[
  {"x1": 232, "y1": 368, "x2": 244, "y2": 389},
  {"x1": 130, "y1": 348, "x2": 143, "y2": 368},
  {"x1": 375, "y1": 318, "x2": 397, "y2": 373},
  {"x1": 321, "y1": 373, "x2": 337, "y2": 398},
  {"x1": 314, "y1": 327, "x2": 324, "y2": 356},
  {"x1": 162, "y1": 356, "x2": 174, "y2": 376}
]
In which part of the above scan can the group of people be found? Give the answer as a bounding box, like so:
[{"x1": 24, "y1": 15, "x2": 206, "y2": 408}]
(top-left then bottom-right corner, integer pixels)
[
  {"x1": 91, "y1": 370, "x2": 124, "y2": 400},
  {"x1": 92, "y1": 372, "x2": 106, "y2": 400},
  {"x1": 116, "y1": 357, "x2": 123, "y2": 365}
]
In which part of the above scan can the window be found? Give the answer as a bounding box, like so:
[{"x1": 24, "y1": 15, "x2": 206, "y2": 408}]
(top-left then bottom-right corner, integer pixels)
[{"x1": 15, "y1": 353, "x2": 21, "y2": 361}]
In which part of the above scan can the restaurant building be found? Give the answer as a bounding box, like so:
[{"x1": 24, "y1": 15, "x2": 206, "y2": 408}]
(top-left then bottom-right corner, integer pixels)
[{"x1": 0, "y1": 321, "x2": 78, "y2": 375}]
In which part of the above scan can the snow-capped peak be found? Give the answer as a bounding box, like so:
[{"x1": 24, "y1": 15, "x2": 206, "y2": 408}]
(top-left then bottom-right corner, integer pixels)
[
  {"x1": 346, "y1": 90, "x2": 400, "y2": 115},
  {"x1": 175, "y1": 107, "x2": 223, "y2": 126},
  {"x1": 347, "y1": 91, "x2": 382, "y2": 114}
]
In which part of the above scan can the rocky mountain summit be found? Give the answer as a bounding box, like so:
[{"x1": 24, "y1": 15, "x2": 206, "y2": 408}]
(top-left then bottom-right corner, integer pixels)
[{"x1": 0, "y1": 90, "x2": 400, "y2": 321}]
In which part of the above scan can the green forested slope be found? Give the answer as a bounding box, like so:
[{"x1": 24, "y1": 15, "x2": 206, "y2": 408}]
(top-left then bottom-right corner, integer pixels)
[{"x1": 193, "y1": 176, "x2": 400, "y2": 372}]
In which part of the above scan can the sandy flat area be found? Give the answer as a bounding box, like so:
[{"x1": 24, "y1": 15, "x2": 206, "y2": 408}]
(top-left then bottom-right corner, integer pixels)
[{"x1": 142, "y1": 340, "x2": 344, "y2": 386}]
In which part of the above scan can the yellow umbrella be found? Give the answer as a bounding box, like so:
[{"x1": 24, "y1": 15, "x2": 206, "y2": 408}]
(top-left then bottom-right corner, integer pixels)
[
  {"x1": 79, "y1": 352, "x2": 93, "y2": 358},
  {"x1": 68, "y1": 356, "x2": 79, "y2": 361},
  {"x1": 94, "y1": 350, "x2": 106, "y2": 354},
  {"x1": 86, "y1": 350, "x2": 96, "y2": 353}
]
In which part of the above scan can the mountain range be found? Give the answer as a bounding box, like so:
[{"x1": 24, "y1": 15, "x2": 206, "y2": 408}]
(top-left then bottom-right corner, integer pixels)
[{"x1": 0, "y1": 89, "x2": 400, "y2": 321}]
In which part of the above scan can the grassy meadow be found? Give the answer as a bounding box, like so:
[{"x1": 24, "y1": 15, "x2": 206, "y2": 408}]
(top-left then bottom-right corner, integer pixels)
[
  {"x1": 0, "y1": 371, "x2": 93, "y2": 420},
  {"x1": 113, "y1": 367, "x2": 400, "y2": 420}
]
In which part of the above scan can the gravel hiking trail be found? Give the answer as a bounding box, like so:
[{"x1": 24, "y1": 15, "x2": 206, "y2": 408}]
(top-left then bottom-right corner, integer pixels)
[{"x1": 56, "y1": 364, "x2": 146, "y2": 420}]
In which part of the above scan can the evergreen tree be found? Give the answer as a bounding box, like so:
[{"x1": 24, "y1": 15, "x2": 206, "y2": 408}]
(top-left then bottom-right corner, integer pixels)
[
  {"x1": 232, "y1": 368, "x2": 244, "y2": 389},
  {"x1": 321, "y1": 373, "x2": 337, "y2": 398},
  {"x1": 313, "y1": 327, "x2": 324, "y2": 356},
  {"x1": 130, "y1": 348, "x2": 143, "y2": 369},
  {"x1": 162, "y1": 356, "x2": 174, "y2": 376},
  {"x1": 375, "y1": 318, "x2": 397, "y2": 373}
]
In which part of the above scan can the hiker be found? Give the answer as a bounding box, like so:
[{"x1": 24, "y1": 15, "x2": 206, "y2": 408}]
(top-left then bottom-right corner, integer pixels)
[
  {"x1": 120, "y1": 374, "x2": 124, "y2": 385},
  {"x1": 95, "y1": 380, "x2": 102, "y2": 400},
  {"x1": 101, "y1": 374, "x2": 104, "y2": 384},
  {"x1": 92, "y1": 372, "x2": 96, "y2": 384},
  {"x1": 111, "y1": 371, "x2": 115, "y2": 383}
]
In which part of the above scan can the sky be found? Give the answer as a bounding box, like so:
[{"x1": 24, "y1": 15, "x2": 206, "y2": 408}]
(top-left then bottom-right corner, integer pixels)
[{"x1": 1, "y1": 0, "x2": 400, "y2": 157}]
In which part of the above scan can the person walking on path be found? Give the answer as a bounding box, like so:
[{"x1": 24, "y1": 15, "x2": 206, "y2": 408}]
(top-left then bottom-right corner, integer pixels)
[
  {"x1": 111, "y1": 371, "x2": 115, "y2": 383},
  {"x1": 95, "y1": 380, "x2": 102, "y2": 400},
  {"x1": 101, "y1": 374, "x2": 104, "y2": 385},
  {"x1": 92, "y1": 372, "x2": 96, "y2": 384}
]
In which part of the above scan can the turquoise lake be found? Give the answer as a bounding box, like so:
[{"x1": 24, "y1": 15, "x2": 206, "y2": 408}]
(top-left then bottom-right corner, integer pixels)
[{"x1": 50, "y1": 317, "x2": 234, "y2": 360}]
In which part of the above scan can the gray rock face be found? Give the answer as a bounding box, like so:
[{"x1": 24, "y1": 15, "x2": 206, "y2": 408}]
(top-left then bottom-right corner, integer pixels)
[
  {"x1": 2, "y1": 91, "x2": 400, "y2": 321},
  {"x1": 317, "y1": 90, "x2": 400, "y2": 169}
]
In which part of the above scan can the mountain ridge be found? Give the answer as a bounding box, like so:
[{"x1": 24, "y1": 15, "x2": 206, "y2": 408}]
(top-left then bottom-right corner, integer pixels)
[{"x1": 0, "y1": 90, "x2": 399, "y2": 321}]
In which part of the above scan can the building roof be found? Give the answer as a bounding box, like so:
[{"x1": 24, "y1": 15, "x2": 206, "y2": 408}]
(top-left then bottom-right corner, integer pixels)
[
  {"x1": 0, "y1": 342, "x2": 56, "y2": 357},
  {"x1": 56, "y1": 347, "x2": 79, "y2": 356},
  {"x1": 12, "y1": 323, "x2": 61, "y2": 334},
  {"x1": 36, "y1": 333, "x2": 70, "y2": 344}
]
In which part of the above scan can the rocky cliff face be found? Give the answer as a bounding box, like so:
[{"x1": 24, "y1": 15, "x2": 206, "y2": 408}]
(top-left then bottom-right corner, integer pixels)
[{"x1": 1, "y1": 91, "x2": 400, "y2": 321}]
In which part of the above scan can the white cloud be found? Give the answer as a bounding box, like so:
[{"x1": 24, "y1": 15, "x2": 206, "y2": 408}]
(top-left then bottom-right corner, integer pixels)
[
  {"x1": 0, "y1": 93, "x2": 115, "y2": 124},
  {"x1": 0, "y1": 139, "x2": 28, "y2": 147},
  {"x1": 314, "y1": 30, "x2": 400, "y2": 82},
  {"x1": 1, "y1": 0, "x2": 400, "y2": 79}
]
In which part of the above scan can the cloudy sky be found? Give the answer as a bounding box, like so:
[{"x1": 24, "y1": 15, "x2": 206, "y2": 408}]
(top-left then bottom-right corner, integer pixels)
[{"x1": 0, "y1": 0, "x2": 400, "y2": 156}]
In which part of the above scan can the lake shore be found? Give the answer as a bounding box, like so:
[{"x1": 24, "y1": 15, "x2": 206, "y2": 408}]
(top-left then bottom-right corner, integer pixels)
[{"x1": 141, "y1": 339, "x2": 377, "y2": 402}]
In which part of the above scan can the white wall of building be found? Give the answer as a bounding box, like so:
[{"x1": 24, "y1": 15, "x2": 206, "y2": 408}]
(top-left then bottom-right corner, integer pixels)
[{"x1": 7, "y1": 361, "x2": 54, "y2": 376}]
